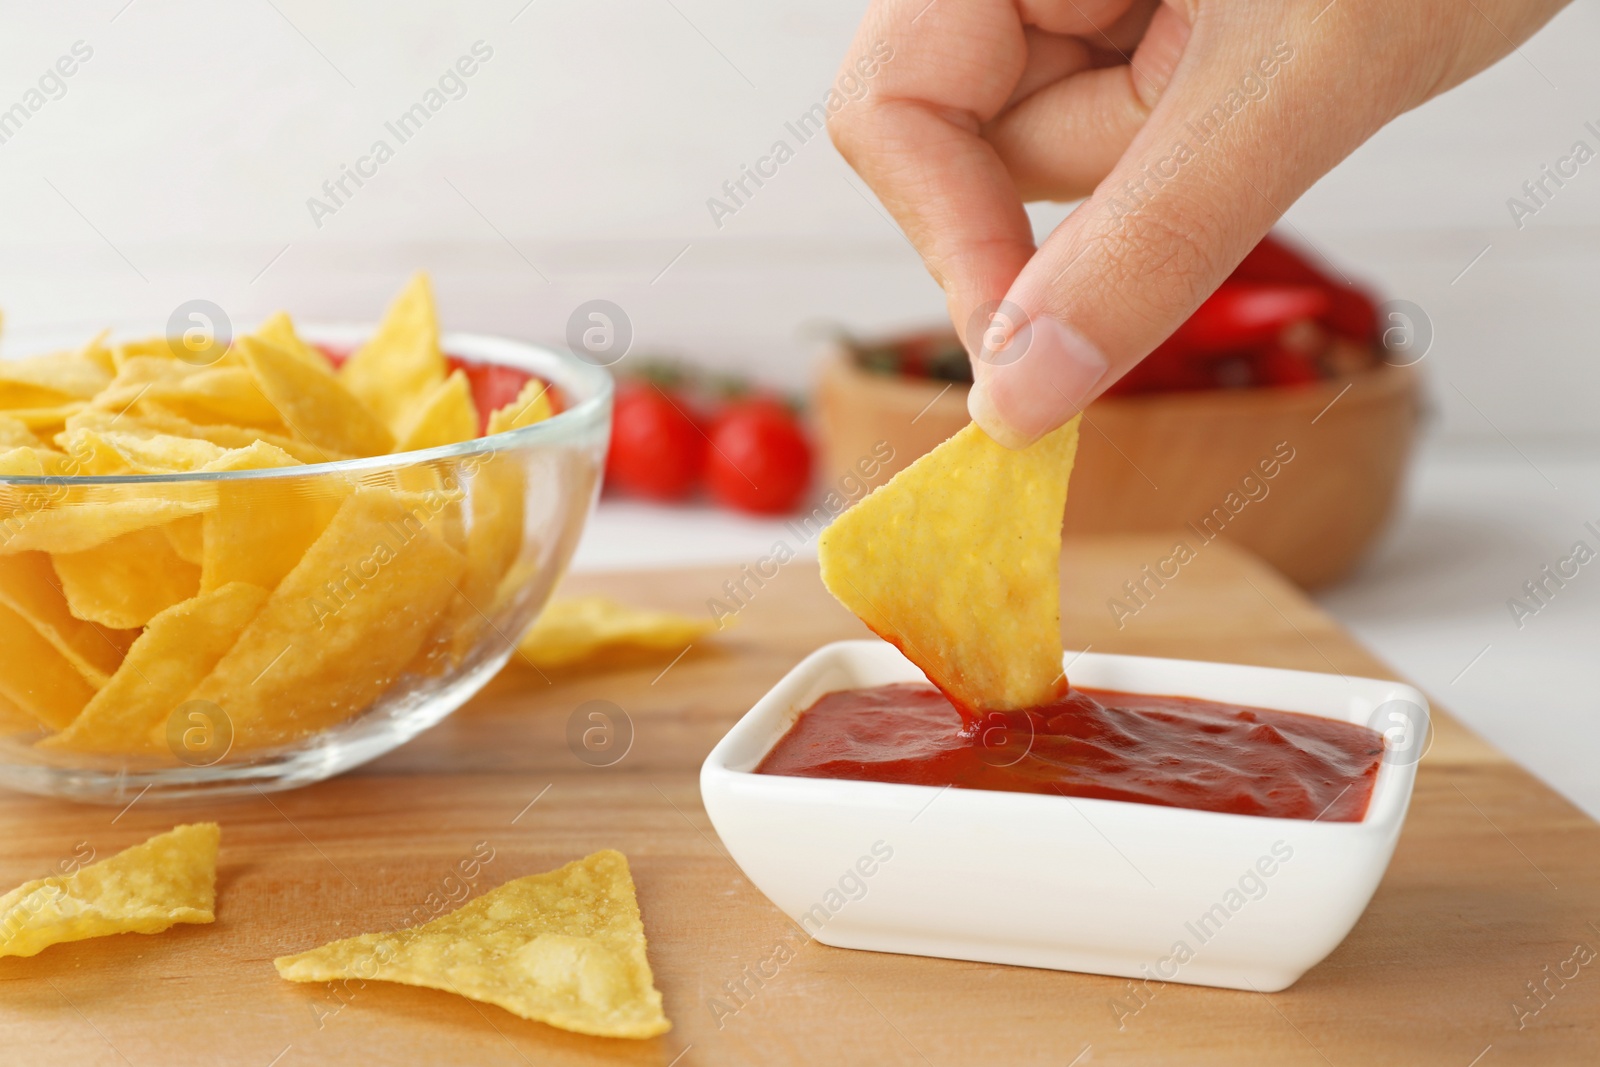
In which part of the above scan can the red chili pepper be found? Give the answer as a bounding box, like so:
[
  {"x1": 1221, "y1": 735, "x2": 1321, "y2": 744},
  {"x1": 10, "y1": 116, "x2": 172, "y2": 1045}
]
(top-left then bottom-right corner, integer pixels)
[
  {"x1": 1232, "y1": 234, "x2": 1330, "y2": 287},
  {"x1": 1231, "y1": 234, "x2": 1378, "y2": 344},
  {"x1": 1251, "y1": 345, "x2": 1321, "y2": 387},
  {"x1": 1105, "y1": 340, "x2": 1219, "y2": 395},
  {"x1": 899, "y1": 334, "x2": 932, "y2": 378},
  {"x1": 1321, "y1": 286, "x2": 1378, "y2": 344},
  {"x1": 1109, "y1": 278, "x2": 1332, "y2": 395},
  {"x1": 1169, "y1": 282, "x2": 1331, "y2": 356}
]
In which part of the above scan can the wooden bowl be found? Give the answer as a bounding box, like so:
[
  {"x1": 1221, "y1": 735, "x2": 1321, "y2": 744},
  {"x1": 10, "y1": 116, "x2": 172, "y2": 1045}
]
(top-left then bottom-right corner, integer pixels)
[{"x1": 815, "y1": 350, "x2": 1421, "y2": 590}]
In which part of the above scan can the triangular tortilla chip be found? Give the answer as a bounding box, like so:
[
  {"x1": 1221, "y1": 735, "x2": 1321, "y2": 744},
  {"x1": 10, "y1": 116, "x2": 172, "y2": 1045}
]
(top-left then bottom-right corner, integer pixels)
[
  {"x1": 0, "y1": 552, "x2": 136, "y2": 688},
  {"x1": 518, "y1": 596, "x2": 715, "y2": 670},
  {"x1": 0, "y1": 823, "x2": 219, "y2": 958},
  {"x1": 109, "y1": 336, "x2": 179, "y2": 371},
  {"x1": 0, "y1": 487, "x2": 218, "y2": 557},
  {"x1": 0, "y1": 446, "x2": 51, "y2": 477},
  {"x1": 76, "y1": 330, "x2": 118, "y2": 376},
  {"x1": 163, "y1": 515, "x2": 206, "y2": 565},
  {"x1": 338, "y1": 272, "x2": 447, "y2": 433},
  {"x1": 395, "y1": 369, "x2": 478, "y2": 452},
  {"x1": 485, "y1": 378, "x2": 554, "y2": 435},
  {"x1": 90, "y1": 360, "x2": 284, "y2": 430},
  {"x1": 423, "y1": 377, "x2": 554, "y2": 664},
  {"x1": 40, "y1": 583, "x2": 267, "y2": 754},
  {"x1": 275, "y1": 850, "x2": 670, "y2": 1039},
  {"x1": 52, "y1": 525, "x2": 201, "y2": 629},
  {"x1": 0, "y1": 601, "x2": 96, "y2": 728},
  {"x1": 0, "y1": 351, "x2": 111, "y2": 407},
  {"x1": 414, "y1": 453, "x2": 527, "y2": 672},
  {"x1": 238, "y1": 336, "x2": 393, "y2": 459},
  {"x1": 1, "y1": 401, "x2": 84, "y2": 435},
  {"x1": 154, "y1": 367, "x2": 285, "y2": 429},
  {"x1": 251, "y1": 311, "x2": 335, "y2": 373},
  {"x1": 57, "y1": 428, "x2": 227, "y2": 475},
  {"x1": 0, "y1": 415, "x2": 45, "y2": 449},
  {"x1": 818, "y1": 417, "x2": 1081, "y2": 712},
  {"x1": 189, "y1": 488, "x2": 464, "y2": 749},
  {"x1": 197, "y1": 439, "x2": 347, "y2": 595}
]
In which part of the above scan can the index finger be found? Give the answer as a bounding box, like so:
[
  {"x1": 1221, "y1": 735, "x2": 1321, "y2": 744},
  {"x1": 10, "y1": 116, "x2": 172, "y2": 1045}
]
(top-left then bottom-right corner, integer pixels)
[{"x1": 827, "y1": 0, "x2": 1048, "y2": 344}]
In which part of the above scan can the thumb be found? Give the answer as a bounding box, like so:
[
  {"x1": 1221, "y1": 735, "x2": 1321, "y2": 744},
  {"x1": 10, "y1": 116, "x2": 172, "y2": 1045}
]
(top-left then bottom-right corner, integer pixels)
[{"x1": 967, "y1": 18, "x2": 1376, "y2": 448}]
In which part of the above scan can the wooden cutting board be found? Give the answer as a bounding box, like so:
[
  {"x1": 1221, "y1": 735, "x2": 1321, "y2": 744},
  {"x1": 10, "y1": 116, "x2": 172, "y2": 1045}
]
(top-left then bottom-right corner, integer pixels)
[{"x1": 1, "y1": 537, "x2": 1595, "y2": 1066}]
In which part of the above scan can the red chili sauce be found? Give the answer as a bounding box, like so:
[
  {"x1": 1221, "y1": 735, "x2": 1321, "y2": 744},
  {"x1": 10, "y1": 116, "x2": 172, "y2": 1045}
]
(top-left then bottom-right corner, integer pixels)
[{"x1": 755, "y1": 683, "x2": 1384, "y2": 822}]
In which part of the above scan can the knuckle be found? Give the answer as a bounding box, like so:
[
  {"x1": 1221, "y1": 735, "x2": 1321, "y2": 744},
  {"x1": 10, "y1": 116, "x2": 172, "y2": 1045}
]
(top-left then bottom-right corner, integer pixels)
[
  {"x1": 1076, "y1": 203, "x2": 1221, "y2": 334},
  {"x1": 826, "y1": 106, "x2": 866, "y2": 161}
]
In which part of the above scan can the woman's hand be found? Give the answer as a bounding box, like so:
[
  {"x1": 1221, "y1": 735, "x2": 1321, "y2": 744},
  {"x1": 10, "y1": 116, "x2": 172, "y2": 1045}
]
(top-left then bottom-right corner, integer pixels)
[{"x1": 828, "y1": 0, "x2": 1570, "y2": 446}]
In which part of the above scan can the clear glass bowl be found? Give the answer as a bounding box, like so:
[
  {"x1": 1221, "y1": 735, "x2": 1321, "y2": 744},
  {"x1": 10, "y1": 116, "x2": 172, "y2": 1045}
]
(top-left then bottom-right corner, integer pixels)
[{"x1": 0, "y1": 327, "x2": 611, "y2": 802}]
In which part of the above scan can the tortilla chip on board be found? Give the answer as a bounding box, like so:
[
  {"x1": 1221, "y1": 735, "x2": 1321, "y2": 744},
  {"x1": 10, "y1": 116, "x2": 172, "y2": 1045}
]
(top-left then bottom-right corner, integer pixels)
[
  {"x1": 274, "y1": 849, "x2": 670, "y2": 1039},
  {"x1": 518, "y1": 596, "x2": 715, "y2": 670},
  {"x1": 0, "y1": 823, "x2": 219, "y2": 958}
]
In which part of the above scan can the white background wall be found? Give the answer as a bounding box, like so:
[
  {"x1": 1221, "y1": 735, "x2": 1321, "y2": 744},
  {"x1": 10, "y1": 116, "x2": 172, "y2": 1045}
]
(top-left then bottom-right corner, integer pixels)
[{"x1": 2, "y1": 0, "x2": 1599, "y2": 447}]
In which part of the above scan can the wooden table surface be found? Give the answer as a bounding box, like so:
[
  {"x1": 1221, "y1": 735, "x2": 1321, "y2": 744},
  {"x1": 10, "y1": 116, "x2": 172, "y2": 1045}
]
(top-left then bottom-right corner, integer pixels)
[{"x1": 2, "y1": 537, "x2": 1596, "y2": 1067}]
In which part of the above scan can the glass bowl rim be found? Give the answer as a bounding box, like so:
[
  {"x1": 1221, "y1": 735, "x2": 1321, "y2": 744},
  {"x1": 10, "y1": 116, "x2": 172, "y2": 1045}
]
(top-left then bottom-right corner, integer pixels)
[{"x1": 0, "y1": 324, "x2": 614, "y2": 486}]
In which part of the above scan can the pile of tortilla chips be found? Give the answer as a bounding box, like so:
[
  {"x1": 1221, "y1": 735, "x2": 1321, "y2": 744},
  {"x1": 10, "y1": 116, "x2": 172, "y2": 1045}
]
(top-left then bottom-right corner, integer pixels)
[{"x1": 0, "y1": 274, "x2": 562, "y2": 757}]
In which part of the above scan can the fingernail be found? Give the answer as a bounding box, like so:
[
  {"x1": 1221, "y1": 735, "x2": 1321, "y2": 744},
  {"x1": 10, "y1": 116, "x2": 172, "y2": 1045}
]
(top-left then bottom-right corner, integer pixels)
[
  {"x1": 967, "y1": 381, "x2": 1037, "y2": 449},
  {"x1": 968, "y1": 315, "x2": 1108, "y2": 448}
]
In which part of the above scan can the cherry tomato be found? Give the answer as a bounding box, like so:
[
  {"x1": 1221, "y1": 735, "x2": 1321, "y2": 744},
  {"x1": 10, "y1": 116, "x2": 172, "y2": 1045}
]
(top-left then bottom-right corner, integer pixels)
[
  {"x1": 704, "y1": 398, "x2": 812, "y2": 514},
  {"x1": 606, "y1": 383, "x2": 706, "y2": 501}
]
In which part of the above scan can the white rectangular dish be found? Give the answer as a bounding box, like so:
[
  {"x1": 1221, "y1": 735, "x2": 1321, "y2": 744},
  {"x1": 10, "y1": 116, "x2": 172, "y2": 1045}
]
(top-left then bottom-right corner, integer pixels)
[{"x1": 699, "y1": 640, "x2": 1427, "y2": 991}]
